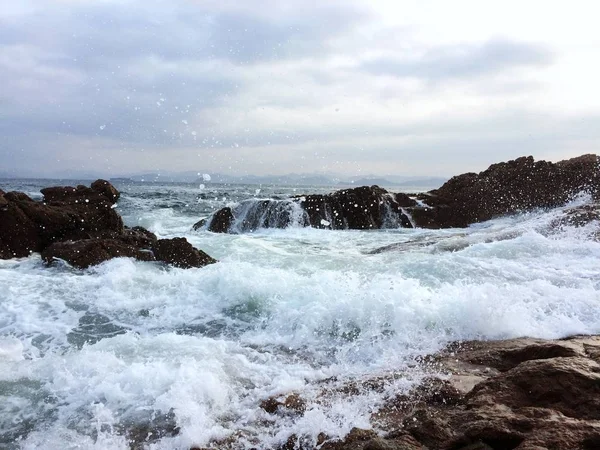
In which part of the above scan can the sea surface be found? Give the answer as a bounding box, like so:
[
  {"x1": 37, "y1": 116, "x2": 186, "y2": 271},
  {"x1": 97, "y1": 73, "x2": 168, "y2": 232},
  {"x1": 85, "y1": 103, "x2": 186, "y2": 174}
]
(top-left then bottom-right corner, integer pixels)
[{"x1": 1, "y1": 179, "x2": 599, "y2": 449}]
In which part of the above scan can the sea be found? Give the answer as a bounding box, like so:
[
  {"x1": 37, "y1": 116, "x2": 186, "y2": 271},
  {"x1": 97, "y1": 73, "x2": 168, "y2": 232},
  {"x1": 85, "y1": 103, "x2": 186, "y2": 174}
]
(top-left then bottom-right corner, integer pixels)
[{"x1": 1, "y1": 179, "x2": 599, "y2": 449}]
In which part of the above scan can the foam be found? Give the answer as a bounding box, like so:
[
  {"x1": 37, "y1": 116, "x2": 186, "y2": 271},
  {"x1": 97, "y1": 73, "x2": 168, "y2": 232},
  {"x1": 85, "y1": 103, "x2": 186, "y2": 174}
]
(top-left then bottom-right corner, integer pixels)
[{"x1": 1, "y1": 183, "x2": 599, "y2": 448}]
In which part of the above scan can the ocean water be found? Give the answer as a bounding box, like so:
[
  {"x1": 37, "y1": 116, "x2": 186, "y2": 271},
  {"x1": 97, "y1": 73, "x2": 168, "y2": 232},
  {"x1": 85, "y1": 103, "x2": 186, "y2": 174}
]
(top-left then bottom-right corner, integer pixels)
[{"x1": 1, "y1": 180, "x2": 599, "y2": 449}]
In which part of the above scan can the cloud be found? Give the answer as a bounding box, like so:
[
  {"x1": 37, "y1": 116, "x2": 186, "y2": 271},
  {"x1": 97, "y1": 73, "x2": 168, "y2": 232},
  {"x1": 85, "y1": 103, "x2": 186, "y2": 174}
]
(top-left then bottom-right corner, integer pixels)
[
  {"x1": 0, "y1": 0, "x2": 598, "y2": 179},
  {"x1": 361, "y1": 38, "x2": 554, "y2": 81}
]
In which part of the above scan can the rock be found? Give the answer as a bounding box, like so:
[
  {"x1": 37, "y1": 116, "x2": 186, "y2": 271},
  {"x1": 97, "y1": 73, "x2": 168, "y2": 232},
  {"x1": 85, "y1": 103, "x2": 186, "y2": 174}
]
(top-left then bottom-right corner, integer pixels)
[
  {"x1": 415, "y1": 154, "x2": 600, "y2": 228},
  {"x1": 152, "y1": 237, "x2": 217, "y2": 268},
  {"x1": 320, "y1": 428, "x2": 378, "y2": 450},
  {"x1": 259, "y1": 393, "x2": 307, "y2": 415},
  {"x1": 0, "y1": 180, "x2": 217, "y2": 270},
  {"x1": 379, "y1": 336, "x2": 600, "y2": 450},
  {"x1": 0, "y1": 180, "x2": 124, "y2": 257},
  {"x1": 91, "y1": 178, "x2": 120, "y2": 202},
  {"x1": 551, "y1": 203, "x2": 600, "y2": 229},
  {"x1": 364, "y1": 436, "x2": 425, "y2": 450},
  {"x1": 467, "y1": 357, "x2": 600, "y2": 419},
  {"x1": 0, "y1": 192, "x2": 41, "y2": 258},
  {"x1": 203, "y1": 186, "x2": 414, "y2": 233},
  {"x1": 204, "y1": 207, "x2": 234, "y2": 233},
  {"x1": 199, "y1": 155, "x2": 600, "y2": 233},
  {"x1": 41, "y1": 238, "x2": 155, "y2": 269}
]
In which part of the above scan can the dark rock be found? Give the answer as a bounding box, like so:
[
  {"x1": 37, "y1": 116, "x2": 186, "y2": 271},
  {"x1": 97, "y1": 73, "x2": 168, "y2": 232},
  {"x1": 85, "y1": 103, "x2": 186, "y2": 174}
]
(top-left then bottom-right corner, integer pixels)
[
  {"x1": 467, "y1": 357, "x2": 600, "y2": 420},
  {"x1": 203, "y1": 186, "x2": 413, "y2": 233},
  {"x1": 364, "y1": 436, "x2": 424, "y2": 450},
  {"x1": 321, "y1": 428, "x2": 378, "y2": 450},
  {"x1": 152, "y1": 238, "x2": 217, "y2": 268},
  {"x1": 551, "y1": 203, "x2": 600, "y2": 229},
  {"x1": 1, "y1": 180, "x2": 216, "y2": 270},
  {"x1": 415, "y1": 154, "x2": 600, "y2": 228},
  {"x1": 91, "y1": 179, "x2": 120, "y2": 202},
  {"x1": 0, "y1": 192, "x2": 41, "y2": 258},
  {"x1": 41, "y1": 238, "x2": 155, "y2": 269},
  {"x1": 259, "y1": 393, "x2": 307, "y2": 416},
  {"x1": 205, "y1": 207, "x2": 234, "y2": 233},
  {"x1": 260, "y1": 397, "x2": 281, "y2": 414}
]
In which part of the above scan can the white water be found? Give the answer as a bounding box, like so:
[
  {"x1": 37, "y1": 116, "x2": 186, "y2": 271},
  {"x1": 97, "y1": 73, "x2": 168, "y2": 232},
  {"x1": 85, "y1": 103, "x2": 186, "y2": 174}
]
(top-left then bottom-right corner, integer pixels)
[{"x1": 1, "y1": 181, "x2": 599, "y2": 449}]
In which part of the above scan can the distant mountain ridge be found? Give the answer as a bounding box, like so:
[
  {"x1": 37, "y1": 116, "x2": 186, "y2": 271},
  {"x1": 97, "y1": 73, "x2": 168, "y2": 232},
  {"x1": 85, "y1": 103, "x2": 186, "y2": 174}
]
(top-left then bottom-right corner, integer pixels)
[{"x1": 1, "y1": 170, "x2": 448, "y2": 188}]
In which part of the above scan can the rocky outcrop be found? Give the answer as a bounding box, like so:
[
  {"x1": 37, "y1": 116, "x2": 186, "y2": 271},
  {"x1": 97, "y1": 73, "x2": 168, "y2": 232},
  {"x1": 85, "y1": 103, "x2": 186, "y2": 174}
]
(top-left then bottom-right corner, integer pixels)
[
  {"x1": 1, "y1": 180, "x2": 216, "y2": 269},
  {"x1": 41, "y1": 238, "x2": 156, "y2": 269},
  {"x1": 254, "y1": 336, "x2": 600, "y2": 450},
  {"x1": 300, "y1": 186, "x2": 415, "y2": 230},
  {"x1": 152, "y1": 237, "x2": 217, "y2": 269},
  {"x1": 413, "y1": 154, "x2": 600, "y2": 228},
  {"x1": 198, "y1": 186, "x2": 415, "y2": 233},
  {"x1": 198, "y1": 154, "x2": 600, "y2": 233},
  {"x1": 0, "y1": 179, "x2": 124, "y2": 258}
]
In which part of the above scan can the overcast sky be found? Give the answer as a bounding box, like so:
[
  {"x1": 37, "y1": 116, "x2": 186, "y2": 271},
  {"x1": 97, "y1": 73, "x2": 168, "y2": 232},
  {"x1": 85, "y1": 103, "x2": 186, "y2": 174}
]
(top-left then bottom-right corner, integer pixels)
[{"x1": 1, "y1": 0, "x2": 599, "y2": 178}]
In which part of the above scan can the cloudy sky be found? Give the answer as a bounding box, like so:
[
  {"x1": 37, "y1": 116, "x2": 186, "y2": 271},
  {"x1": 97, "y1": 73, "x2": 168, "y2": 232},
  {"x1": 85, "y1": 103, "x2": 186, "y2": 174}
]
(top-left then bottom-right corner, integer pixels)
[{"x1": 1, "y1": 0, "x2": 599, "y2": 178}]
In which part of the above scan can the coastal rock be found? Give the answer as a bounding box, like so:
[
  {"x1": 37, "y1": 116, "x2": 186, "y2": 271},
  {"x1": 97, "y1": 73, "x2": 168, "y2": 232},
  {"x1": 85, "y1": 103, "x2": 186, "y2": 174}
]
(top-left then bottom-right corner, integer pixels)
[
  {"x1": 203, "y1": 207, "x2": 234, "y2": 233},
  {"x1": 300, "y1": 185, "x2": 415, "y2": 230},
  {"x1": 414, "y1": 154, "x2": 600, "y2": 228},
  {"x1": 202, "y1": 186, "x2": 414, "y2": 233},
  {"x1": 152, "y1": 237, "x2": 217, "y2": 268},
  {"x1": 0, "y1": 180, "x2": 217, "y2": 270},
  {"x1": 199, "y1": 154, "x2": 600, "y2": 233},
  {"x1": 0, "y1": 180, "x2": 125, "y2": 259},
  {"x1": 41, "y1": 238, "x2": 156, "y2": 269},
  {"x1": 383, "y1": 336, "x2": 600, "y2": 450}
]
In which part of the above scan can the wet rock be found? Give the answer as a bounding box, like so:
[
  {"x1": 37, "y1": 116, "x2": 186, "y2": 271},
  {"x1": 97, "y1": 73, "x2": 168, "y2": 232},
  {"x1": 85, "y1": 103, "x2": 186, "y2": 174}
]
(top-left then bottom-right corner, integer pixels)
[
  {"x1": 320, "y1": 428, "x2": 378, "y2": 450},
  {"x1": 41, "y1": 238, "x2": 156, "y2": 269},
  {"x1": 0, "y1": 180, "x2": 125, "y2": 259},
  {"x1": 551, "y1": 203, "x2": 600, "y2": 229},
  {"x1": 204, "y1": 207, "x2": 234, "y2": 232},
  {"x1": 66, "y1": 312, "x2": 128, "y2": 348},
  {"x1": 0, "y1": 180, "x2": 216, "y2": 270},
  {"x1": 467, "y1": 357, "x2": 600, "y2": 420},
  {"x1": 415, "y1": 154, "x2": 600, "y2": 228},
  {"x1": 203, "y1": 186, "x2": 413, "y2": 233},
  {"x1": 260, "y1": 393, "x2": 307, "y2": 415},
  {"x1": 152, "y1": 237, "x2": 217, "y2": 268},
  {"x1": 378, "y1": 336, "x2": 600, "y2": 450},
  {"x1": 91, "y1": 178, "x2": 120, "y2": 202}
]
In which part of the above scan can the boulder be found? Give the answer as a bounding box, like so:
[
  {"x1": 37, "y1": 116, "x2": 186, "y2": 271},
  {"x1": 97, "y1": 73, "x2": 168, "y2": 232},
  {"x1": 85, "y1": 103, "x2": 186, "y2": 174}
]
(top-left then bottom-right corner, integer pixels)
[
  {"x1": 199, "y1": 154, "x2": 600, "y2": 233},
  {"x1": 415, "y1": 154, "x2": 600, "y2": 228},
  {"x1": 41, "y1": 238, "x2": 155, "y2": 269},
  {"x1": 202, "y1": 186, "x2": 414, "y2": 233},
  {"x1": 152, "y1": 237, "x2": 217, "y2": 268},
  {"x1": 1, "y1": 180, "x2": 217, "y2": 270},
  {"x1": 204, "y1": 207, "x2": 234, "y2": 233}
]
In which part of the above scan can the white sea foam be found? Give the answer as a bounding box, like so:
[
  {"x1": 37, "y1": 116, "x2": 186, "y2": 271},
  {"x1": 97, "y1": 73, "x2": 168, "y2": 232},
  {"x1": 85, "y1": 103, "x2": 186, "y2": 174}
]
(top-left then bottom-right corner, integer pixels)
[{"x1": 0, "y1": 182, "x2": 599, "y2": 448}]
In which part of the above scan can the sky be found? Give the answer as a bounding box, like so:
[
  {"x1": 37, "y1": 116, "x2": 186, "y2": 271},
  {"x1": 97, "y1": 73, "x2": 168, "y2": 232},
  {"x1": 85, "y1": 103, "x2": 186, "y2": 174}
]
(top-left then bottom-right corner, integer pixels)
[{"x1": 1, "y1": 0, "x2": 599, "y2": 178}]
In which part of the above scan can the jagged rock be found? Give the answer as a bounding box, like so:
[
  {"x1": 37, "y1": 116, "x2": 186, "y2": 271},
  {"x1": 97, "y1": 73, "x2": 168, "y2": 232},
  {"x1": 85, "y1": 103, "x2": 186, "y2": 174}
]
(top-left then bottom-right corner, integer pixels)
[
  {"x1": 378, "y1": 336, "x2": 600, "y2": 450},
  {"x1": 414, "y1": 154, "x2": 600, "y2": 228},
  {"x1": 152, "y1": 237, "x2": 217, "y2": 268},
  {"x1": 0, "y1": 180, "x2": 125, "y2": 259},
  {"x1": 551, "y1": 203, "x2": 600, "y2": 229},
  {"x1": 199, "y1": 154, "x2": 600, "y2": 233},
  {"x1": 0, "y1": 180, "x2": 216, "y2": 270},
  {"x1": 41, "y1": 238, "x2": 155, "y2": 269},
  {"x1": 91, "y1": 178, "x2": 120, "y2": 202},
  {"x1": 202, "y1": 207, "x2": 234, "y2": 233},
  {"x1": 202, "y1": 186, "x2": 413, "y2": 233}
]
